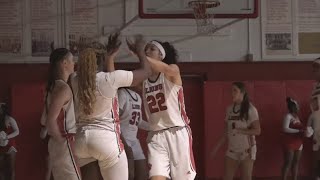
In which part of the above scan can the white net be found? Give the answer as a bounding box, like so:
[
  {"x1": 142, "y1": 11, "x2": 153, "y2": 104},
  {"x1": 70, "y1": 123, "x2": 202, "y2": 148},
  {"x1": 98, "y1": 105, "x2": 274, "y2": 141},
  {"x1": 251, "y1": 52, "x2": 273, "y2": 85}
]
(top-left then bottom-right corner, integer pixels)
[{"x1": 188, "y1": 1, "x2": 220, "y2": 34}]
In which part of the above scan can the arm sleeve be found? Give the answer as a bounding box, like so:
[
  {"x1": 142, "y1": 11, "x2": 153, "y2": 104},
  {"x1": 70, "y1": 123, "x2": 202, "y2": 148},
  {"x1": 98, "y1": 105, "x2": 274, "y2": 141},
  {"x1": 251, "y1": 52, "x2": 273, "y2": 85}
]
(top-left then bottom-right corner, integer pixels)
[{"x1": 283, "y1": 114, "x2": 300, "y2": 133}]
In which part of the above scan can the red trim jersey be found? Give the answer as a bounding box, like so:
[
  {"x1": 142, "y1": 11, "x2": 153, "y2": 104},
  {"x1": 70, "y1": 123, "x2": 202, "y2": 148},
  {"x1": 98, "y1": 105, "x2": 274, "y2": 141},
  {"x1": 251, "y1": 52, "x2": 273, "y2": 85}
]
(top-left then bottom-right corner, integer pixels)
[{"x1": 142, "y1": 73, "x2": 189, "y2": 131}]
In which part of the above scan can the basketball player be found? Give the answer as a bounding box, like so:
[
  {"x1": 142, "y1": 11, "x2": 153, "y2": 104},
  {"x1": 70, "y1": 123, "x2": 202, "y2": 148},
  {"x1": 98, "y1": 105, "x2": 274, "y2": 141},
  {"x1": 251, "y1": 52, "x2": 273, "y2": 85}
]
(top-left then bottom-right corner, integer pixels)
[
  {"x1": 43, "y1": 48, "x2": 81, "y2": 180},
  {"x1": 308, "y1": 57, "x2": 320, "y2": 180},
  {"x1": 139, "y1": 40, "x2": 196, "y2": 180},
  {"x1": 211, "y1": 82, "x2": 260, "y2": 180},
  {"x1": 281, "y1": 97, "x2": 304, "y2": 180},
  {"x1": 118, "y1": 87, "x2": 150, "y2": 180},
  {"x1": 100, "y1": 33, "x2": 150, "y2": 180},
  {"x1": 0, "y1": 103, "x2": 19, "y2": 180},
  {"x1": 70, "y1": 34, "x2": 152, "y2": 180}
]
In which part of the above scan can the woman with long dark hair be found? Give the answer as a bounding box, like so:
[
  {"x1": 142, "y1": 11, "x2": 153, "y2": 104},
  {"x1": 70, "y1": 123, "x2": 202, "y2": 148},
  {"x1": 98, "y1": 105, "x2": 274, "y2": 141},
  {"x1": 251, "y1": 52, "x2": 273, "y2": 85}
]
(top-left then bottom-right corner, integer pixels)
[
  {"x1": 141, "y1": 40, "x2": 196, "y2": 180},
  {"x1": 211, "y1": 82, "x2": 261, "y2": 180},
  {"x1": 308, "y1": 57, "x2": 320, "y2": 180},
  {"x1": 281, "y1": 97, "x2": 304, "y2": 180}
]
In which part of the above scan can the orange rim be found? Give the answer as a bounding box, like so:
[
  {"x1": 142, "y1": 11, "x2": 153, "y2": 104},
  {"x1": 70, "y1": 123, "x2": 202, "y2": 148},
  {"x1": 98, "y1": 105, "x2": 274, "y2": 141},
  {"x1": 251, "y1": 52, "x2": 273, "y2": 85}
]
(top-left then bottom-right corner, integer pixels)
[{"x1": 188, "y1": 1, "x2": 221, "y2": 9}]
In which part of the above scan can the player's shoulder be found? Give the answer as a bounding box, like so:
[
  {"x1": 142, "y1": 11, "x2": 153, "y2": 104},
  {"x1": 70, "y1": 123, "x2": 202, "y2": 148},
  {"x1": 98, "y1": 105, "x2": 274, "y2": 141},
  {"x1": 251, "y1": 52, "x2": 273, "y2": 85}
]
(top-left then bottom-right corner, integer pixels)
[
  {"x1": 5, "y1": 115, "x2": 16, "y2": 124},
  {"x1": 168, "y1": 64, "x2": 180, "y2": 71},
  {"x1": 249, "y1": 103, "x2": 258, "y2": 111},
  {"x1": 54, "y1": 80, "x2": 70, "y2": 91},
  {"x1": 125, "y1": 88, "x2": 141, "y2": 101},
  {"x1": 126, "y1": 88, "x2": 138, "y2": 95},
  {"x1": 248, "y1": 103, "x2": 259, "y2": 117},
  {"x1": 118, "y1": 87, "x2": 126, "y2": 93},
  {"x1": 284, "y1": 113, "x2": 293, "y2": 120},
  {"x1": 96, "y1": 71, "x2": 106, "y2": 80},
  {"x1": 52, "y1": 80, "x2": 72, "y2": 97},
  {"x1": 118, "y1": 88, "x2": 127, "y2": 96}
]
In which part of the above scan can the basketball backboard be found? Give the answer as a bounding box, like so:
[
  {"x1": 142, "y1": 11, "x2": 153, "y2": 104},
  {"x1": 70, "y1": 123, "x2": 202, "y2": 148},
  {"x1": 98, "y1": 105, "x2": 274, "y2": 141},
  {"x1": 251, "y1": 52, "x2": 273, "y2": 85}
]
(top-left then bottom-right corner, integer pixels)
[{"x1": 139, "y1": 0, "x2": 258, "y2": 19}]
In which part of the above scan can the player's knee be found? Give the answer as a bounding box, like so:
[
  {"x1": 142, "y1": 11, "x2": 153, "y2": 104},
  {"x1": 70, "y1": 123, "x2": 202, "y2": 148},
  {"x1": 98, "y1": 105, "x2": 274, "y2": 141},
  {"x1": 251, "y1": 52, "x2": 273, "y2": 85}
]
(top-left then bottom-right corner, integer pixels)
[
  {"x1": 292, "y1": 155, "x2": 300, "y2": 166},
  {"x1": 224, "y1": 172, "x2": 235, "y2": 180},
  {"x1": 291, "y1": 160, "x2": 299, "y2": 170},
  {"x1": 284, "y1": 157, "x2": 293, "y2": 168},
  {"x1": 240, "y1": 169, "x2": 252, "y2": 180},
  {"x1": 241, "y1": 175, "x2": 252, "y2": 180},
  {"x1": 291, "y1": 159, "x2": 298, "y2": 166},
  {"x1": 150, "y1": 175, "x2": 167, "y2": 180}
]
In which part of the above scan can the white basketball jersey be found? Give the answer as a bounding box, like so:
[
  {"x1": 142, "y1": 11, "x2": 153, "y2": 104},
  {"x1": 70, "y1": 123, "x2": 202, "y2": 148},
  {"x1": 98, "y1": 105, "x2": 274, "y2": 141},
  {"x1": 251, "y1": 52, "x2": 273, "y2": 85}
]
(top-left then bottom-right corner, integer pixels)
[
  {"x1": 311, "y1": 82, "x2": 320, "y2": 96},
  {"x1": 310, "y1": 82, "x2": 320, "y2": 112},
  {"x1": 118, "y1": 88, "x2": 142, "y2": 140},
  {"x1": 70, "y1": 70, "x2": 133, "y2": 132},
  {"x1": 309, "y1": 111, "x2": 320, "y2": 148},
  {"x1": 311, "y1": 82, "x2": 320, "y2": 112},
  {"x1": 43, "y1": 80, "x2": 77, "y2": 136},
  {"x1": 142, "y1": 73, "x2": 189, "y2": 131},
  {"x1": 310, "y1": 82, "x2": 320, "y2": 144},
  {"x1": 226, "y1": 103, "x2": 259, "y2": 152}
]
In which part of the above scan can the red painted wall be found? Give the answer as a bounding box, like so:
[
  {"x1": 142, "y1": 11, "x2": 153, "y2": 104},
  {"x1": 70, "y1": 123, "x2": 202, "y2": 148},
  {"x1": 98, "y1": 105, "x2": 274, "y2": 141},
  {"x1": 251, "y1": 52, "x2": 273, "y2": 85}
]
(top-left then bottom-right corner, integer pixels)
[
  {"x1": 0, "y1": 61, "x2": 315, "y2": 179},
  {"x1": 11, "y1": 83, "x2": 47, "y2": 180},
  {"x1": 0, "y1": 61, "x2": 314, "y2": 101}
]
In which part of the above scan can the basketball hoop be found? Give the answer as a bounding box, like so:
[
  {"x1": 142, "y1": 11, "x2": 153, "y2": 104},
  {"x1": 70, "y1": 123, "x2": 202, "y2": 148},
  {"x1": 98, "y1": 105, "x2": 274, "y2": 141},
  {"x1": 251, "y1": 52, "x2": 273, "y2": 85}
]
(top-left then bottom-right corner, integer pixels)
[{"x1": 188, "y1": 0, "x2": 220, "y2": 34}]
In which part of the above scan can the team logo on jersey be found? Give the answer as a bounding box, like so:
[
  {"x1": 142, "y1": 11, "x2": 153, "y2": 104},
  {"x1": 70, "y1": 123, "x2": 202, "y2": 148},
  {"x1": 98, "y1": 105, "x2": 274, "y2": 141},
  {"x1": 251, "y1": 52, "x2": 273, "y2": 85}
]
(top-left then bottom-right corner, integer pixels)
[
  {"x1": 228, "y1": 115, "x2": 241, "y2": 121},
  {"x1": 145, "y1": 84, "x2": 163, "y2": 94},
  {"x1": 132, "y1": 104, "x2": 140, "y2": 109}
]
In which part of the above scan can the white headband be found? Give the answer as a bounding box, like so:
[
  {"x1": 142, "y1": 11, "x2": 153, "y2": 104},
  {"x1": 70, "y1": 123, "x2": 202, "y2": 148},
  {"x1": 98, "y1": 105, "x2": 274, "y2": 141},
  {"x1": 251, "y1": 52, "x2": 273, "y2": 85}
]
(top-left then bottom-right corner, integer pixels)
[
  {"x1": 150, "y1": 41, "x2": 166, "y2": 60},
  {"x1": 289, "y1": 98, "x2": 299, "y2": 107},
  {"x1": 292, "y1": 99, "x2": 298, "y2": 106}
]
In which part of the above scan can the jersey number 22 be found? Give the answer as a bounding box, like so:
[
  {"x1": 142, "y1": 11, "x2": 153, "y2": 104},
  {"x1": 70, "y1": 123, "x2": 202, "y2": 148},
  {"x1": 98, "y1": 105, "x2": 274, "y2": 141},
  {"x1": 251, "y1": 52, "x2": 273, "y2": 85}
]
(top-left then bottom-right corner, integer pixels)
[{"x1": 147, "y1": 93, "x2": 167, "y2": 113}]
